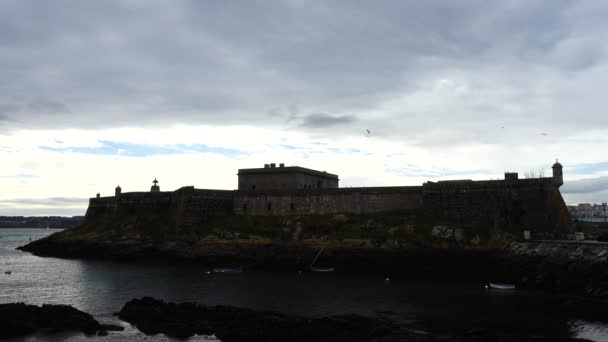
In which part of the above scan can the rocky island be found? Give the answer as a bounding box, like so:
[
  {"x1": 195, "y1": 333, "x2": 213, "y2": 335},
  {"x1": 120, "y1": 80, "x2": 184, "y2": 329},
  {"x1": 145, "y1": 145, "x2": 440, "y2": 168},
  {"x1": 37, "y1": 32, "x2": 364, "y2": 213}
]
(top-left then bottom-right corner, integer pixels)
[
  {"x1": 17, "y1": 162, "x2": 608, "y2": 300},
  {"x1": 12, "y1": 162, "x2": 608, "y2": 340}
]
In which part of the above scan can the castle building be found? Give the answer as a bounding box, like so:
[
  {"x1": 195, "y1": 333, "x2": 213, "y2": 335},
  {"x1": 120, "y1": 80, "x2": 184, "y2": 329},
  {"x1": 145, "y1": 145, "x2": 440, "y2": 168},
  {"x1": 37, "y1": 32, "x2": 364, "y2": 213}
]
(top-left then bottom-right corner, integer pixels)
[
  {"x1": 238, "y1": 163, "x2": 339, "y2": 191},
  {"x1": 88, "y1": 161, "x2": 571, "y2": 233}
]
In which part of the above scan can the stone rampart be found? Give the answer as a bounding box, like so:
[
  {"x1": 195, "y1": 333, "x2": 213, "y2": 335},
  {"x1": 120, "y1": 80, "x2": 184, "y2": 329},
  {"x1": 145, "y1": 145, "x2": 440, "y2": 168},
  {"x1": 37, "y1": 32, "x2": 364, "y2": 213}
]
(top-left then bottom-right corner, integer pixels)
[
  {"x1": 85, "y1": 187, "x2": 233, "y2": 229},
  {"x1": 233, "y1": 186, "x2": 423, "y2": 216},
  {"x1": 422, "y1": 177, "x2": 570, "y2": 232},
  {"x1": 83, "y1": 177, "x2": 570, "y2": 232}
]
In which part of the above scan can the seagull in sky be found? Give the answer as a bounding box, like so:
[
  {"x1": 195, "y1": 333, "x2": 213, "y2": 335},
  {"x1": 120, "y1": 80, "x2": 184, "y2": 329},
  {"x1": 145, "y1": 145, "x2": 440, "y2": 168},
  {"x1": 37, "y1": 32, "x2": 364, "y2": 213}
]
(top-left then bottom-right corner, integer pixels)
[
  {"x1": 366, "y1": 129, "x2": 371, "y2": 137},
  {"x1": 541, "y1": 133, "x2": 548, "y2": 136}
]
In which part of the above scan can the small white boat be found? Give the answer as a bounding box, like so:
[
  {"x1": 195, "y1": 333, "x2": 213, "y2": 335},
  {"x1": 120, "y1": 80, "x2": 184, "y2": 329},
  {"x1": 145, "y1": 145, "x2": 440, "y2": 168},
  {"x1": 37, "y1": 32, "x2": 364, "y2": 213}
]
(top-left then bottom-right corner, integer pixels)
[
  {"x1": 486, "y1": 283, "x2": 516, "y2": 290},
  {"x1": 212, "y1": 267, "x2": 243, "y2": 274}
]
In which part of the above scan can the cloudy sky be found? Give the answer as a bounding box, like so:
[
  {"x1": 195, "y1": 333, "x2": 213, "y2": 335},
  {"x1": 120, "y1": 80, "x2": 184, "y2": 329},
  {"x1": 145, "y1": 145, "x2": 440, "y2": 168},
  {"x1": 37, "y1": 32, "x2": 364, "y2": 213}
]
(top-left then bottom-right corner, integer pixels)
[{"x1": 1, "y1": 0, "x2": 607, "y2": 216}]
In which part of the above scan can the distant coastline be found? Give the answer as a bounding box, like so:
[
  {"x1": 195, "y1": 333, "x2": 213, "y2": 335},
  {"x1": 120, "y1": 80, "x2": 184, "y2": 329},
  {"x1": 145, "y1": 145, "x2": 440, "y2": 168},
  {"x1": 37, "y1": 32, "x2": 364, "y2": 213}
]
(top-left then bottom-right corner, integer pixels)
[{"x1": 0, "y1": 216, "x2": 84, "y2": 229}]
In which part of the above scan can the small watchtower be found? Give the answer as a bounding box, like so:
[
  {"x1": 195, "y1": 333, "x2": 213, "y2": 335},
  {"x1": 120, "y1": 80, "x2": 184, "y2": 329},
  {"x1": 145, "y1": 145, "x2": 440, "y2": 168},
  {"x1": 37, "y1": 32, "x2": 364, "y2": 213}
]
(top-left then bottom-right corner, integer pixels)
[
  {"x1": 150, "y1": 178, "x2": 160, "y2": 192},
  {"x1": 504, "y1": 172, "x2": 519, "y2": 184},
  {"x1": 552, "y1": 159, "x2": 563, "y2": 187},
  {"x1": 115, "y1": 185, "x2": 122, "y2": 197}
]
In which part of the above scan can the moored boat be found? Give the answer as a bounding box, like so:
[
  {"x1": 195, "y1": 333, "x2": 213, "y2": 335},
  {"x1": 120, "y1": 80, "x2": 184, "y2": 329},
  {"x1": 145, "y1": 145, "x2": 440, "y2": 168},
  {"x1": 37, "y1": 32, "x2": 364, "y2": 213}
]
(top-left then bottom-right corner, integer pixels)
[{"x1": 486, "y1": 283, "x2": 516, "y2": 290}]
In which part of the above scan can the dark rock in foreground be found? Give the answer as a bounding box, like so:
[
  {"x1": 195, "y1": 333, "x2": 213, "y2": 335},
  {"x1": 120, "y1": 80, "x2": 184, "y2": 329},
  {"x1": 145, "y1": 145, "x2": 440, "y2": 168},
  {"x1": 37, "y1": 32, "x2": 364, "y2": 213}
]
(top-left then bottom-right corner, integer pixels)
[
  {"x1": 117, "y1": 297, "x2": 594, "y2": 342},
  {"x1": 0, "y1": 303, "x2": 123, "y2": 339},
  {"x1": 117, "y1": 297, "x2": 395, "y2": 341}
]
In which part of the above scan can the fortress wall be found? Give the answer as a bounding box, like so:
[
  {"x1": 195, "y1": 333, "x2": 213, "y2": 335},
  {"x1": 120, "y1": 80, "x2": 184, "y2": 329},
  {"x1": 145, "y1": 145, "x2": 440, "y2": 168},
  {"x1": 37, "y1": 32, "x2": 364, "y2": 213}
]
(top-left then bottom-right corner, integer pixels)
[
  {"x1": 422, "y1": 178, "x2": 570, "y2": 232},
  {"x1": 233, "y1": 186, "x2": 423, "y2": 216},
  {"x1": 85, "y1": 187, "x2": 234, "y2": 228},
  {"x1": 175, "y1": 188, "x2": 234, "y2": 227},
  {"x1": 85, "y1": 192, "x2": 173, "y2": 218},
  {"x1": 84, "y1": 179, "x2": 570, "y2": 232}
]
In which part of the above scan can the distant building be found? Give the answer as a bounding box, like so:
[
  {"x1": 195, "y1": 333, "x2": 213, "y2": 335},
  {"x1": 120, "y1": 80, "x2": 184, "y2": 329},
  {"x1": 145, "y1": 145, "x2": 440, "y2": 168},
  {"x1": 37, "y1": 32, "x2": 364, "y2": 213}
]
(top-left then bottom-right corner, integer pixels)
[{"x1": 570, "y1": 202, "x2": 608, "y2": 220}]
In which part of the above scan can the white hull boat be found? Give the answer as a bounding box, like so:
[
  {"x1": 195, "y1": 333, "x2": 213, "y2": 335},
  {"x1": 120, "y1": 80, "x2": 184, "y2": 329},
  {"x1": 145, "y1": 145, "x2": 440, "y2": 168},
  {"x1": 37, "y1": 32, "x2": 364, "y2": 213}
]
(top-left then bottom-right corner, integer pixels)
[
  {"x1": 211, "y1": 267, "x2": 243, "y2": 274},
  {"x1": 487, "y1": 283, "x2": 516, "y2": 290}
]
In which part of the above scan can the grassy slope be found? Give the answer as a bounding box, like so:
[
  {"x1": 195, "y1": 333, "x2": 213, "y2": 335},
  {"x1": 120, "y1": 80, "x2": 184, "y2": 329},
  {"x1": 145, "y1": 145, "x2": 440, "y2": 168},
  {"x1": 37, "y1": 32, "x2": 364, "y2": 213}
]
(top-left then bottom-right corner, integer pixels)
[{"x1": 55, "y1": 209, "x2": 506, "y2": 251}]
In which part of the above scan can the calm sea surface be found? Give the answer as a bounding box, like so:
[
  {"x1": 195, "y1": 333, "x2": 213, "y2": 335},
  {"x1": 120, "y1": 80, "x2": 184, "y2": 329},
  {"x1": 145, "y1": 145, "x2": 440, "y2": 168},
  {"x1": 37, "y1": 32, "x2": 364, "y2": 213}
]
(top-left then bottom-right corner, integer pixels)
[{"x1": 1, "y1": 228, "x2": 607, "y2": 341}]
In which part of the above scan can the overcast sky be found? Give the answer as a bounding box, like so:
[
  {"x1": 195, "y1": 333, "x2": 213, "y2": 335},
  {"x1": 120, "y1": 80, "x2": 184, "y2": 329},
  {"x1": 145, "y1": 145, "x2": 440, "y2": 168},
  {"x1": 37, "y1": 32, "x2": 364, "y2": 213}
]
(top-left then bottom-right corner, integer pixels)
[{"x1": 1, "y1": 0, "x2": 607, "y2": 216}]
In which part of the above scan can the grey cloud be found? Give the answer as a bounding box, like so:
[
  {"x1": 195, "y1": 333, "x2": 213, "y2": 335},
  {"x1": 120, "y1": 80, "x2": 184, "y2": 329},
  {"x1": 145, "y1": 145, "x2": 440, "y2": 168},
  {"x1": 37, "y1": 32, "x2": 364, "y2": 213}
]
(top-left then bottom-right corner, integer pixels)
[
  {"x1": 0, "y1": 197, "x2": 88, "y2": 216},
  {"x1": 0, "y1": 206, "x2": 85, "y2": 217},
  {"x1": 299, "y1": 113, "x2": 356, "y2": 128},
  {"x1": 562, "y1": 177, "x2": 608, "y2": 194},
  {"x1": 27, "y1": 100, "x2": 70, "y2": 115},
  {"x1": 0, "y1": 104, "x2": 18, "y2": 114},
  {"x1": 0, "y1": 197, "x2": 88, "y2": 206},
  {"x1": 562, "y1": 190, "x2": 608, "y2": 206},
  {"x1": 0, "y1": 0, "x2": 606, "y2": 146}
]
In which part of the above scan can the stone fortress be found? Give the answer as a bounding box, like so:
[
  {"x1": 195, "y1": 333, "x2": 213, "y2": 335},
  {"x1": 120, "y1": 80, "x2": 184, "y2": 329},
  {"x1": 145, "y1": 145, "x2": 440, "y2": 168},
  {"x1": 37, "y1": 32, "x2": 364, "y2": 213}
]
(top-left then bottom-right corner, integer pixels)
[{"x1": 86, "y1": 161, "x2": 570, "y2": 232}]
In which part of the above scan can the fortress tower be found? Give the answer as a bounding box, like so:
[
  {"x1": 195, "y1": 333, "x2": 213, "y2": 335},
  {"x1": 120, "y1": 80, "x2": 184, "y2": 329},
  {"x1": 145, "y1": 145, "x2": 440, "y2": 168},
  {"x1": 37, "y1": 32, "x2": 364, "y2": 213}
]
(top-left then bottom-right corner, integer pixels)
[
  {"x1": 115, "y1": 185, "x2": 122, "y2": 197},
  {"x1": 151, "y1": 178, "x2": 160, "y2": 192},
  {"x1": 552, "y1": 159, "x2": 563, "y2": 187}
]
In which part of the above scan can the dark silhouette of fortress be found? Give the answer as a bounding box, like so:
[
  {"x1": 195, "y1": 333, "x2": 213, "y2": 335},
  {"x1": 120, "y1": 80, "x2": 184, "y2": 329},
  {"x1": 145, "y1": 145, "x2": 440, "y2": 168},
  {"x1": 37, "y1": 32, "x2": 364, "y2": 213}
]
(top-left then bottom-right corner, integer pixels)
[{"x1": 87, "y1": 161, "x2": 570, "y2": 232}]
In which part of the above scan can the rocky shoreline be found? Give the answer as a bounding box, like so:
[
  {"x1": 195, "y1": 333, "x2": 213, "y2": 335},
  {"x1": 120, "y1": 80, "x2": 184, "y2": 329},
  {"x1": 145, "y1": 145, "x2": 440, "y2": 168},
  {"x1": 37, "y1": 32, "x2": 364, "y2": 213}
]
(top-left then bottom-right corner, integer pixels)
[
  {"x1": 0, "y1": 297, "x2": 598, "y2": 341},
  {"x1": 18, "y1": 236, "x2": 504, "y2": 278},
  {"x1": 116, "y1": 297, "x2": 394, "y2": 341},
  {"x1": 0, "y1": 303, "x2": 123, "y2": 338},
  {"x1": 18, "y1": 235, "x2": 608, "y2": 297}
]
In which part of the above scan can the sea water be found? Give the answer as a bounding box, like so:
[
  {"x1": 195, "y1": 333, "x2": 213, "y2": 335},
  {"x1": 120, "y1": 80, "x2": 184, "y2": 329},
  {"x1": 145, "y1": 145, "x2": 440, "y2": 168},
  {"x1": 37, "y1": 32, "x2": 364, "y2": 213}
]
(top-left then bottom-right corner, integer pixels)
[{"x1": 1, "y1": 228, "x2": 607, "y2": 341}]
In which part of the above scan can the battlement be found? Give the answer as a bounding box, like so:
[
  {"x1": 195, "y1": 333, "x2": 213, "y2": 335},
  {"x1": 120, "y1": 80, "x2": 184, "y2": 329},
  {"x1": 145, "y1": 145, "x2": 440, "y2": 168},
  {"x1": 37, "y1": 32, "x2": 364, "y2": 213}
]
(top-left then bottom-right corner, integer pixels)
[
  {"x1": 424, "y1": 176, "x2": 557, "y2": 190},
  {"x1": 86, "y1": 187, "x2": 233, "y2": 221}
]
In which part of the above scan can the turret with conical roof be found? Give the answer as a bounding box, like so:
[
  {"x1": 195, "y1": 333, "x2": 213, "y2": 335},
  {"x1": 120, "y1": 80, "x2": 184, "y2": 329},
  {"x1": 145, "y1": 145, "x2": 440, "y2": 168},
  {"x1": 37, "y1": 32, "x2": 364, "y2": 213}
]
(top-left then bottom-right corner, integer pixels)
[
  {"x1": 115, "y1": 185, "x2": 122, "y2": 197},
  {"x1": 552, "y1": 159, "x2": 563, "y2": 187}
]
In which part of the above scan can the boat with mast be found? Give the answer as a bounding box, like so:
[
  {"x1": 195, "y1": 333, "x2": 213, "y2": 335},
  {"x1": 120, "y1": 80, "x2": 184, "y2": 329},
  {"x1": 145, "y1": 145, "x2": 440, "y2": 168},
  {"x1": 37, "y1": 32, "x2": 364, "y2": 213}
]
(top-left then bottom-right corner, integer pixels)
[{"x1": 310, "y1": 246, "x2": 334, "y2": 272}]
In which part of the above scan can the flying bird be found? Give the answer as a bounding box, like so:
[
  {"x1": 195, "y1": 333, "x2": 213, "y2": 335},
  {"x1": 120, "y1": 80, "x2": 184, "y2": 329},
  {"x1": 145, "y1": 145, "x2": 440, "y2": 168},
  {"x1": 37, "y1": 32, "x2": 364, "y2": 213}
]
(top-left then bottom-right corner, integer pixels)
[
  {"x1": 365, "y1": 129, "x2": 371, "y2": 137},
  {"x1": 541, "y1": 133, "x2": 548, "y2": 136}
]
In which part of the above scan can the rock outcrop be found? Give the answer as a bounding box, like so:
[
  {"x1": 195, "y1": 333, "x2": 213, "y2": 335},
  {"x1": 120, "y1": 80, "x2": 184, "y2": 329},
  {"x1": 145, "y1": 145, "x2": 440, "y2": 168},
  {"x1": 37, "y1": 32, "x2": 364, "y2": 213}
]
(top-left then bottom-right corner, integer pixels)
[
  {"x1": 116, "y1": 297, "x2": 394, "y2": 341},
  {"x1": 0, "y1": 303, "x2": 123, "y2": 338},
  {"x1": 116, "y1": 297, "x2": 596, "y2": 342},
  {"x1": 506, "y1": 242, "x2": 608, "y2": 297}
]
